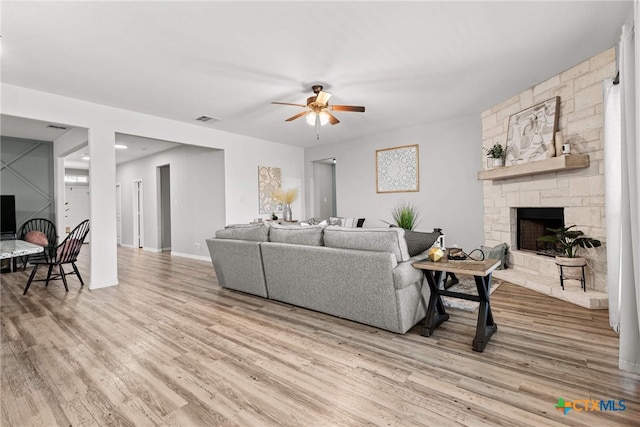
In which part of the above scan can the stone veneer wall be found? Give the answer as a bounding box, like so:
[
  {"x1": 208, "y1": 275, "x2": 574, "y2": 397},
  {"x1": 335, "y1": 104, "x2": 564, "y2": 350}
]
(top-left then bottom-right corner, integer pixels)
[{"x1": 481, "y1": 47, "x2": 616, "y2": 293}]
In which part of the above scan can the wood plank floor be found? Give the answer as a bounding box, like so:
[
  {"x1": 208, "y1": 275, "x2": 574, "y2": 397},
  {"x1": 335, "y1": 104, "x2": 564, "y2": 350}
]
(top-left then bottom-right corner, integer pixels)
[{"x1": 1, "y1": 246, "x2": 639, "y2": 426}]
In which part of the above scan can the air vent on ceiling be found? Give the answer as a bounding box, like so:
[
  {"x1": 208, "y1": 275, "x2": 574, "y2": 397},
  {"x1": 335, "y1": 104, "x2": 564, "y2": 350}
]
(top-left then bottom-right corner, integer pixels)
[
  {"x1": 195, "y1": 115, "x2": 219, "y2": 123},
  {"x1": 47, "y1": 124, "x2": 69, "y2": 130}
]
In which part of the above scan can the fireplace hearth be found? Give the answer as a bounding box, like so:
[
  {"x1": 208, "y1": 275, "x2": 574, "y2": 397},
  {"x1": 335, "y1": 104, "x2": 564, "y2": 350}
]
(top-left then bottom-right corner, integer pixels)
[{"x1": 516, "y1": 208, "x2": 564, "y2": 256}]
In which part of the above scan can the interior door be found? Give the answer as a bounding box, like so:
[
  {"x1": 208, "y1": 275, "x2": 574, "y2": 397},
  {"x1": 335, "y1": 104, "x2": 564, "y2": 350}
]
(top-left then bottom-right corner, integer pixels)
[
  {"x1": 116, "y1": 183, "x2": 122, "y2": 246},
  {"x1": 133, "y1": 180, "x2": 143, "y2": 248}
]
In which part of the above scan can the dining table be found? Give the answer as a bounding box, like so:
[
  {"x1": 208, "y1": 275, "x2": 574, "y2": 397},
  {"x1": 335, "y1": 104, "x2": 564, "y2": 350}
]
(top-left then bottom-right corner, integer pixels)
[{"x1": 0, "y1": 239, "x2": 44, "y2": 260}]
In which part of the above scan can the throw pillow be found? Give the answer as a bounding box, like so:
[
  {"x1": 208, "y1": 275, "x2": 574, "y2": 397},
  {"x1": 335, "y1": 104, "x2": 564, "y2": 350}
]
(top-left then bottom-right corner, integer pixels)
[
  {"x1": 25, "y1": 230, "x2": 48, "y2": 247},
  {"x1": 481, "y1": 243, "x2": 509, "y2": 270},
  {"x1": 57, "y1": 238, "x2": 82, "y2": 260},
  {"x1": 269, "y1": 223, "x2": 325, "y2": 246},
  {"x1": 328, "y1": 216, "x2": 345, "y2": 226},
  {"x1": 404, "y1": 229, "x2": 442, "y2": 257}
]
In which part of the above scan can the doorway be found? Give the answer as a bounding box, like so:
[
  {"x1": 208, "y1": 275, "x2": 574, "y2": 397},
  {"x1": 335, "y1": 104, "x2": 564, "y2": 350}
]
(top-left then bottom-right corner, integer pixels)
[
  {"x1": 312, "y1": 158, "x2": 336, "y2": 218},
  {"x1": 157, "y1": 165, "x2": 171, "y2": 252},
  {"x1": 133, "y1": 179, "x2": 143, "y2": 248}
]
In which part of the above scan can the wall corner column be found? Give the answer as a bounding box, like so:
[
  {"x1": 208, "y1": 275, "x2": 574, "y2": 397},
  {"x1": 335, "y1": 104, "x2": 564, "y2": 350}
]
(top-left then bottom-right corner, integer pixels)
[{"x1": 88, "y1": 126, "x2": 118, "y2": 289}]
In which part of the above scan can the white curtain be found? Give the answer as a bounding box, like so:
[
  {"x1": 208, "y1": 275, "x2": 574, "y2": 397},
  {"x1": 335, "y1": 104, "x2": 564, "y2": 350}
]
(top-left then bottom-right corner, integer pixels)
[
  {"x1": 605, "y1": 18, "x2": 639, "y2": 373},
  {"x1": 604, "y1": 79, "x2": 622, "y2": 332}
]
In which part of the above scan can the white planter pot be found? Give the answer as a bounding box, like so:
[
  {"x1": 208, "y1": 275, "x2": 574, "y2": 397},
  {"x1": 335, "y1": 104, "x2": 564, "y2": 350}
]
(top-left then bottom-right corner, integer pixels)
[
  {"x1": 555, "y1": 256, "x2": 586, "y2": 280},
  {"x1": 492, "y1": 158, "x2": 504, "y2": 168}
]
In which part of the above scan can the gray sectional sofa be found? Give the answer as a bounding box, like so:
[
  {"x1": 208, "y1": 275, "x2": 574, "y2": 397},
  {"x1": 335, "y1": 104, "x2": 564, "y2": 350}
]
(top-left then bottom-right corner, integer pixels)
[{"x1": 206, "y1": 223, "x2": 440, "y2": 334}]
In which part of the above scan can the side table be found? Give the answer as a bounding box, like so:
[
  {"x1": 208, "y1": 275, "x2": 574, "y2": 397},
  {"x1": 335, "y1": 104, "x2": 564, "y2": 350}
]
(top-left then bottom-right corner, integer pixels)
[{"x1": 413, "y1": 257, "x2": 501, "y2": 352}]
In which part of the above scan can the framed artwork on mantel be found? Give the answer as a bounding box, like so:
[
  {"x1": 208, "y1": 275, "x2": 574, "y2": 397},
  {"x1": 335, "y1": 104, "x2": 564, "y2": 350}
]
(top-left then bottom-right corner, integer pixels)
[
  {"x1": 376, "y1": 144, "x2": 419, "y2": 193},
  {"x1": 505, "y1": 96, "x2": 560, "y2": 166},
  {"x1": 258, "y1": 166, "x2": 282, "y2": 213}
]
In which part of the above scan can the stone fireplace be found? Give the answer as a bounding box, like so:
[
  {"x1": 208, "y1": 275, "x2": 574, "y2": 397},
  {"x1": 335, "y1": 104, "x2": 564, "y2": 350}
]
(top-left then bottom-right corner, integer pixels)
[{"x1": 479, "y1": 47, "x2": 614, "y2": 309}]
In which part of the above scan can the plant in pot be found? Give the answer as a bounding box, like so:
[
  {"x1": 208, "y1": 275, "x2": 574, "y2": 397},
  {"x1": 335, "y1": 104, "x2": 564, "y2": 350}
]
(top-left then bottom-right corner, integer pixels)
[
  {"x1": 537, "y1": 225, "x2": 602, "y2": 286},
  {"x1": 390, "y1": 202, "x2": 421, "y2": 230},
  {"x1": 483, "y1": 142, "x2": 506, "y2": 168}
]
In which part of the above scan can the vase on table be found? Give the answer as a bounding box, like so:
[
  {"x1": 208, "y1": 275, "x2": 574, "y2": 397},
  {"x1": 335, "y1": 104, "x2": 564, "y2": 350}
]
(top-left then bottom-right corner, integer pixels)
[{"x1": 283, "y1": 204, "x2": 292, "y2": 221}]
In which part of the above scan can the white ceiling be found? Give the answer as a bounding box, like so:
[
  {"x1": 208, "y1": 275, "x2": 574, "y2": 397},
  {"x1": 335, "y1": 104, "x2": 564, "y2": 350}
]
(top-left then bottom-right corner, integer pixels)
[{"x1": 1, "y1": 1, "x2": 633, "y2": 148}]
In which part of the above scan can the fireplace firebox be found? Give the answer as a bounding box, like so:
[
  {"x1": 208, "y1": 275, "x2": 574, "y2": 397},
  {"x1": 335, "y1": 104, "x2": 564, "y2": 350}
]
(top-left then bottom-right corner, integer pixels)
[{"x1": 516, "y1": 208, "x2": 564, "y2": 256}]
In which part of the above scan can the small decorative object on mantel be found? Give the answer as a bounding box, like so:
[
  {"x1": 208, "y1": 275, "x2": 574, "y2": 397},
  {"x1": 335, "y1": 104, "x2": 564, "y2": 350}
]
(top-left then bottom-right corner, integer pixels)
[
  {"x1": 483, "y1": 142, "x2": 506, "y2": 169},
  {"x1": 554, "y1": 131, "x2": 564, "y2": 157},
  {"x1": 537, "y1": 225, "x2": 601, "y2": 291},
  {"x1": 505, "y1": 96, "x2": 560, "y2": 166},
  {"x1": 271, "y1": 188, "x2": 298, "y2": 222}
]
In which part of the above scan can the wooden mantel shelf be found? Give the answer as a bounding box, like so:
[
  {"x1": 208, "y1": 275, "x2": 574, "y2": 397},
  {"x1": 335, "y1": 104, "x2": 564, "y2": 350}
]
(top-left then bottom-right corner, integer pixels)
[{"x1": 477, "y1": 154, "x2": 590, "y2": 181}]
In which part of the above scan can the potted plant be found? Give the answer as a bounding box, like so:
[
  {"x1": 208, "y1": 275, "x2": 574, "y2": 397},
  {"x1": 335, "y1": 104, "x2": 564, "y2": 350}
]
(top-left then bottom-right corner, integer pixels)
[
  {"x1": 390, "y1": 202, "x2": 420, "y2": 230},
  {"x1": 537, "y1": 225, "x2": 601, "y2": 281},
  {"x1": 484, "y1": 142, "x2": 506, "y2": 168}
]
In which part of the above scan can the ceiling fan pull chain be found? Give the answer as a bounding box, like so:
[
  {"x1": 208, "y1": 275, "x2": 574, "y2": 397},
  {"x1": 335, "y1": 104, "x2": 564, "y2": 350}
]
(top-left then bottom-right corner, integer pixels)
[{"x1": 316, "y1": 113, "x2": 320, "y2": 139}]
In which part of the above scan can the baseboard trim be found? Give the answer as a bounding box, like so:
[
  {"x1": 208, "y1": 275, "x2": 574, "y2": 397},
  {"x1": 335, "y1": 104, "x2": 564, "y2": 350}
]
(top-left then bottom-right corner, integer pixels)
[
  {"x1": 89, "y1": 279, "x2": 119, "y2": 290},
  {"x1": 170, "y1": 251, "x2": 210, "y2": 262},
  {"x1": 119, "y1": 243, "x2": 135, "y2": 248},
  {"x1": 143, "y1": 247, "x2": 162, "y2": 253}
]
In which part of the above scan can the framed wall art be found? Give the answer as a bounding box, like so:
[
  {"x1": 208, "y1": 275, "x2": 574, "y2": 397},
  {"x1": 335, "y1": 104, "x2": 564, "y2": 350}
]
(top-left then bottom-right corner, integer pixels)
[
  {"x1": 258, "y1": 166, "x2": 282, "y2": 213},
  {"x1": 376, "y1": 144, "x2": 419, "y2": 193},
  {"x1": 505, "y1": 96, "x2": 560, "y2": 166}
]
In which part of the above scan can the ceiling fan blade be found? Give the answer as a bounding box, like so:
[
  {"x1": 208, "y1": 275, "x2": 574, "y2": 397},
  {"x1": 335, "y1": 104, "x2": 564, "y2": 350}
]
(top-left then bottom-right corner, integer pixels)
[
  {"x1": 272, "y1": 102, "x2": 307, "y2": 107},
  {"x1": 315, "y1": 90, "x2": 332, "y2": 106},
  {"x1": 285, "y1": 110, "x2": 309, "y2": 122},
  {"x1": 330, "y1": 105, "x2": 365, "y2": 113},
  {"x1": 326, "y1": 112, "x2": 340, "y2": 125}
]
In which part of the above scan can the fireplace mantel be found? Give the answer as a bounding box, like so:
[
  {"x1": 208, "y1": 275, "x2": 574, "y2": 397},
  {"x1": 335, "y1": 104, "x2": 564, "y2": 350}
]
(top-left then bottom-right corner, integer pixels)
[{"x1": 477, "y1": 154, "x2": 589, "y2": 181}]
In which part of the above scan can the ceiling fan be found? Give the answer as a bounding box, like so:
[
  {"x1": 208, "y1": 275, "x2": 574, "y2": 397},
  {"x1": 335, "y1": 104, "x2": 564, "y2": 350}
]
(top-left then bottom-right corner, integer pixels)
[{"x1": 272, "y1": 85, "x2": 365, "y2": 139}]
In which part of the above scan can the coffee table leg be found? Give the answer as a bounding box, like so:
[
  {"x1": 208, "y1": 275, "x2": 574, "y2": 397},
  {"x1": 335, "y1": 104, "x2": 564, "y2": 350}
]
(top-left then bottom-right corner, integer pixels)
[
  {"x1": 421, "y1": 270, "x2": 449, "y2": 337},
  {"x1": 472, "y1": 273, "x2": 497, "y2": 352}
]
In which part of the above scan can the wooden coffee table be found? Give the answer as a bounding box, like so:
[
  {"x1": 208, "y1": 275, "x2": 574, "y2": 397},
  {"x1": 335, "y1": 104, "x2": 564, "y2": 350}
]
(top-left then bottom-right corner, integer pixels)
[{"x1": 413, "y1": 257, "x2": 501, "y2": 352}]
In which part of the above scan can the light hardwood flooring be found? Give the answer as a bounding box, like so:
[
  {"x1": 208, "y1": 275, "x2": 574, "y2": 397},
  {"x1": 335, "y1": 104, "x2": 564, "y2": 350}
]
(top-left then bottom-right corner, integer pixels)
[{"x1": 1, "y1": 246, "x2": 639, "y2": 426}]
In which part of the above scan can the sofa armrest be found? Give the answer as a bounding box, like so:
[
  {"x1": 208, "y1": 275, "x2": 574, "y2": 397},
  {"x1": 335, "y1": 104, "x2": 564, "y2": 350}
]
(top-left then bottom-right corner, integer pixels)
[{"x1": 206, "y1": 238, "x2": 268, "y2": 297}]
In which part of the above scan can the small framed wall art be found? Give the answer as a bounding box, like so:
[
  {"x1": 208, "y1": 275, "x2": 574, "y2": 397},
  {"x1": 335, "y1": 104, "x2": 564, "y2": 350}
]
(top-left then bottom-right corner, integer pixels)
[
  {"x1": 376, "y1": 144, "x2": 419, "y2": 193},
  {"x1": 505, "y1": 96, "x2": 560, "y2": 166}
]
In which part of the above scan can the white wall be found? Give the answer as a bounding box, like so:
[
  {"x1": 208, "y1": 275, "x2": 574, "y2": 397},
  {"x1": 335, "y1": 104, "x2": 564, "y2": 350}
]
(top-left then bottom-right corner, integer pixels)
[
  {"x1": 3, "y1": 83, "x2": 305, "y2": 288},
  {"x1": 304, "y1": 115, "x2": 485, "y2": 250},
  {"x1": 116, "y1": 145, "x2": 225, "y2": 260}
]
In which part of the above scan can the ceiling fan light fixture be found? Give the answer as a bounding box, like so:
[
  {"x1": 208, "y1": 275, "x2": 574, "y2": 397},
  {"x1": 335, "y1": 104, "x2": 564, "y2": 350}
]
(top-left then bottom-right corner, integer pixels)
[
  {"x1": 318, "y1": 111, "x2": 330, "y2": 126},
  {"x1": 305, "y1": 111, "x2": 316, "y2": 126},
  {"x1": 306, "y1": 111, "x2": 330, "y2": 126}
]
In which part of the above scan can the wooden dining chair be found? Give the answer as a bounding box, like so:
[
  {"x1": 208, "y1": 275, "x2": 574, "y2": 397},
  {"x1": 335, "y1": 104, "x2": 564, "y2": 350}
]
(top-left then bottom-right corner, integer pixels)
[{"x1": 23, "y1": 219, "x2": 90, "y2": 295}]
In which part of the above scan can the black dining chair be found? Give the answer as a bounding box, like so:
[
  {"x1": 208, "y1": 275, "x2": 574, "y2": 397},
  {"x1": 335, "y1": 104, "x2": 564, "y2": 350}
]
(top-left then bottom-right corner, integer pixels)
[
  {"x1": 23, "y1": 219, "x2": 90, "y2": 295},
  {"x1": 13, "y1": 218, "x2": 58, "y2": 271}
]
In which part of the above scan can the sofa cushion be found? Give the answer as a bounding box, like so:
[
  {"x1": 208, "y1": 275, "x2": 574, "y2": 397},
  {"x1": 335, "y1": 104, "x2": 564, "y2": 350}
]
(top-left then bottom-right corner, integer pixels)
[
  {"x1": 215, "y1": 224, "x2": 269, "y2": 242},
  {"x1": 269, "y1": 223, "x2": 325, "y2": 246},
  {"x1": 404, "y1": 229, "x2": 441, "y2": 257},
  {"x1": 323, "y1": 226, "x2": 410, "y2": 262}
]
